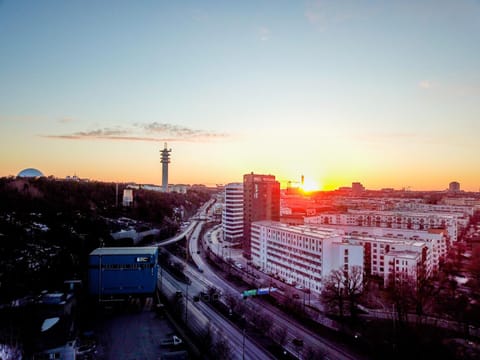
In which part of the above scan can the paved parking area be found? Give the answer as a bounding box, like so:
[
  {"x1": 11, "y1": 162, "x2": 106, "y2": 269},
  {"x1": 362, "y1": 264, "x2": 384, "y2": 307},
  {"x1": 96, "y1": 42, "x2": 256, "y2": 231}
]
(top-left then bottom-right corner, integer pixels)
[{"x1": 93, "y1": 298, "x2": 185, "y2": 360}]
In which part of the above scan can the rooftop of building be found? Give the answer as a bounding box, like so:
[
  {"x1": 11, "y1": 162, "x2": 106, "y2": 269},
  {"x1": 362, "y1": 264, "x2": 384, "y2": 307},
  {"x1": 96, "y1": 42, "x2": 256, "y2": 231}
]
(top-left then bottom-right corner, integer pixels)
[
  {"x1": 345, "y1": 234, "x2": 429, "y2": 248},
  {"x1": 90, "y1": 247, "x2": 158, "y2": 256},
  {"x1": 386, "y1": 250, "x2": 422, "y2": 260},
  {"x1": 346, "y1": 209, "x2": 457, "y2": 219},
  {"x1": 313, "y1": 224, "x2": 444, "y2": 240},
  {"x1": 252, "y1": 220, "x2": 342, "y2": 238}
]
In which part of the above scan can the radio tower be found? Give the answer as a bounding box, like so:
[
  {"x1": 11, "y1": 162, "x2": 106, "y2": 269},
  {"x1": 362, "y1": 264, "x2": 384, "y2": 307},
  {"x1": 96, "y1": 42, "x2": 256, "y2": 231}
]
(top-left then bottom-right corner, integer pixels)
[{"x1": 160, "y1": 143, "x2": 172, "y2": 192}]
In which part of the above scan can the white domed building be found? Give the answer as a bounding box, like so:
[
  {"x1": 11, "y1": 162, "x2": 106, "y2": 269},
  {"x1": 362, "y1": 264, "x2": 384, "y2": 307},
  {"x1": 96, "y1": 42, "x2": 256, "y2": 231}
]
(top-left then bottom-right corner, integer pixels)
[{"x1": 17, "y1": 168, "x2": 45, "y2": 178}]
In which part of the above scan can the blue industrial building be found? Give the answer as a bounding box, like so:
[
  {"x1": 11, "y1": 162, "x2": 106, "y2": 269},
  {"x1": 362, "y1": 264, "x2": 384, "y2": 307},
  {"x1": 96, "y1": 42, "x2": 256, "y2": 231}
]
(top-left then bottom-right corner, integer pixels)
[{"x1": 88, "y1": 247, "x2": 158, "y2": 298}]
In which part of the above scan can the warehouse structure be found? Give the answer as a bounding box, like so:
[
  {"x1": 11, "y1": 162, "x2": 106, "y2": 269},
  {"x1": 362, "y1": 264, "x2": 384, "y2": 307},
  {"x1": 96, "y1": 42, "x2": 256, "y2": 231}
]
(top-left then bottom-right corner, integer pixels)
[{"x1": 88, "y1": 247, "x2": 159, "y2": 299}]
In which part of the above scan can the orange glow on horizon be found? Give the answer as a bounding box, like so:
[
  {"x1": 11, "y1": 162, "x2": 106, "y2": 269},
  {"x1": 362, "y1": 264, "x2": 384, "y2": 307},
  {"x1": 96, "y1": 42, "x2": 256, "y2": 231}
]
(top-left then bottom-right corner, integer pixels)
[{"x1": 300, "y1": 178, "x2": 321, "y2": 193}]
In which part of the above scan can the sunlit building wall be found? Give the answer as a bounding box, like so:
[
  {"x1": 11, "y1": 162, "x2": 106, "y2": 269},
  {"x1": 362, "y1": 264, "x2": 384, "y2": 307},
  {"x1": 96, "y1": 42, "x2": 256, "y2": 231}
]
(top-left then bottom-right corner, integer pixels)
[
  {"x1": 297, "y1": 223, "x2": 440, "y2": 286},
  {"x1": 250, "y1": 221, "x2": 363, "y2": 294},
  {"x1": 222, "y1": 182, "x2": 244, "y2": 244},
  {"x1": 243, "y1": 173, "x2": 280, "y2": 258},
  {"x1": 122, "y1": 189, "x2": 133, "y2": 207}
]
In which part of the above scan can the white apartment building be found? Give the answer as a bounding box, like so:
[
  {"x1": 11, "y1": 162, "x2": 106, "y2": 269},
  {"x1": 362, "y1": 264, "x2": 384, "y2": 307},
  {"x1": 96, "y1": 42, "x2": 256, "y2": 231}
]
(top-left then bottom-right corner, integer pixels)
[
  {"x1": 305, "y1": 210, "x2": 458, "y2": 243},
  {"x1": 441, "y1": 197, "x2": 480, "y2": 209},
  {"x1": 251, "y1": 221, "x2": 363, "y2": 294},
  {"x1": 395, "y1": 202, "x2": 474, "y2": 218},
  {"x1": 317, "y1": 225, "x2": 446, "y2": 274},
  {"x1": 384, "y1": 247, "x2": 423, "y2": 286},
  {"x1": 350, "y1": 237, "x2": 429, "y2": 287},
  {"x1": 222, "y1": 182, "x2": 244, "y2": 244},
  {"x1": 305, "y1": 224, "x2": 440, "y2": 287}
]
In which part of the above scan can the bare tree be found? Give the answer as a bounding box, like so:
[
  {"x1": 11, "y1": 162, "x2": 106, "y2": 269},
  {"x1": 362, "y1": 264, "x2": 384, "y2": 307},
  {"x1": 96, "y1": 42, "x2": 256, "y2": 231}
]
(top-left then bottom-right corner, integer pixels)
[
  {"x1": 303, "y1": 345, "x2": 328, "y2": 359},
  {"x1": 256, "y1": 311, "x2": 273, "y2": 334},
  {"x1": 235, "y1": 298, "x2": 247, "y2": 319},
  {"x1": 322, "y1": 266, "x2": 364, "y2": 319},
  {"x1": 344, "y1": 265, "x2": 363, "y2": 319},
  {"x1": 170, "y1": 292, "x2": 184, "y2": 318},
  {"x1": 225, "y1": 291, "x2": 239, "y2": 312},
  {"x1": 387, "y1": 277, "x2": 412, "y2": 325},
  {"x1": 211, "y1": 335, "x2": 233, "y2": 360},
  {"x1": 272, "y1": 325, "x2": 289, "y2": 347},
  {"x1": 199, "y1": 322, "x2": 213, "y2": 355},
  {"x1": 321, "y1": 269, "x2": 347, "y2": 318}
]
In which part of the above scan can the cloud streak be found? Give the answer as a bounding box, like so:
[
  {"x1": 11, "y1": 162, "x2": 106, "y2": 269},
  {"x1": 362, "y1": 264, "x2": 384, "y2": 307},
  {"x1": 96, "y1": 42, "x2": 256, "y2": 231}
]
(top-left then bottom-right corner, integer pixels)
[
  {"x1": 42, "y1": 122, "x2": 229, "y2": 143},
  {"x1": 258, "y1": 27, "x2": 271, "y2": 41},
  {"x1": 58, "y1": 117, "x2": 75, "y2": 124},
  {"x1": 305, "y1": 0, "x2": 365, "y2": 30}
]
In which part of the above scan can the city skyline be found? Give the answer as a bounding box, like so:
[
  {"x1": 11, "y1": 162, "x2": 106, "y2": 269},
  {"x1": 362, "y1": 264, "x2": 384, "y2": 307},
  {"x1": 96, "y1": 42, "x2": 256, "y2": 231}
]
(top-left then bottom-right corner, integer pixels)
[{"x1": 1, "y1": 1, "x2": 480, "y2": 191}]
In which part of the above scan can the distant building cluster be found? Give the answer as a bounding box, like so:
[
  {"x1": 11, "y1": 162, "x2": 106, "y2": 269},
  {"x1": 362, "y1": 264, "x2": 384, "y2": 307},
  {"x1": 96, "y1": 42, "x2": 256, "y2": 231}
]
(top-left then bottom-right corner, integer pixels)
[{"x1": 220, "y1": 174, "x2": 478, "y2": 295}]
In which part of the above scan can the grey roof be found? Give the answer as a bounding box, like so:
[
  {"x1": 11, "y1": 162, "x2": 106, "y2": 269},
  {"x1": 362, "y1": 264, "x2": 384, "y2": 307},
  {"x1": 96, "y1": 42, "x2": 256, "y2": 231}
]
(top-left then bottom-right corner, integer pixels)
[{"x1": 90, "y1": 247, "x2": 158, "y2": 256}]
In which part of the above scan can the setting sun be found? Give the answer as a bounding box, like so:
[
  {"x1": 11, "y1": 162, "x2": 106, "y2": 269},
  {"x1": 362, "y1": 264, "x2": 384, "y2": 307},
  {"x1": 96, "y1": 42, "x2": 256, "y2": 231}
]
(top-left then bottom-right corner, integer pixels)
[{"x1": 300, "y1": 178, "x2": 321, "y2": 193}]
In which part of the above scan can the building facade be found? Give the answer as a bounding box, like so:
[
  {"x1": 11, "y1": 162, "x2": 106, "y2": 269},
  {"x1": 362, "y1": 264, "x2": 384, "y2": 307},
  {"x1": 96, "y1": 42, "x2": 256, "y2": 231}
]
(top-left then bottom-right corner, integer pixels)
[
  {"x1": 308, "y1": 223, "x2": 448, "y2": 287},
  {"x1": 243, "y1": 173, "x2": 280, "y2": 258},
  {"x1": 222, "y1": 182, "x2": 244, "y2": 244},
  {"x1": 449, "y1": 181, "x2": 460, "y2": 193},
  {"x1": 251, "y1": 221, "x2": 363, "y2": 294},
  {"x1": 88, "y1": 247, "x2": 159, "y2": 298},
  {"x1": 305, "y1": 210, "x2": 458, "y2": 243}
]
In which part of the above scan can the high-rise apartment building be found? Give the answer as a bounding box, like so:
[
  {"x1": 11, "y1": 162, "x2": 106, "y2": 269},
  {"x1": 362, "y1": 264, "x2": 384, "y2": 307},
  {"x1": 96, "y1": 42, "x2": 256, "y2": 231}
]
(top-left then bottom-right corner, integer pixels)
[
  {"x1": 351, "y1": 182, "x2": 365, "y2": 196},
  {"x1": 222, "y1": 182, "x2": 244, "y2": 244},
  {"x1": 449, "y1": 181, "x2": 460, "y2": 193},
  {"x1": 243, "y1": 173, "x2": 280, "y2": 258}
]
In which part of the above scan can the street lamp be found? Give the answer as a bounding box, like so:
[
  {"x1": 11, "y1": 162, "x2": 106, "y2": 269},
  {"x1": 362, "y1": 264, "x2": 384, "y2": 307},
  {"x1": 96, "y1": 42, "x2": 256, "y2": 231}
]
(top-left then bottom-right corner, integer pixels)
[{"x1": 185, "y1": 283, "x2": 189, "y2": 324}]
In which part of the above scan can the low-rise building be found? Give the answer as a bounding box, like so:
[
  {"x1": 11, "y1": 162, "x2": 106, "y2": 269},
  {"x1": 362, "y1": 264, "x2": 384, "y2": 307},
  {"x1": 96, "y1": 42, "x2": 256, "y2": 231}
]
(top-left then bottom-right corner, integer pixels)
[{"x1": 88, "y1": 247, "x2": 159, "y2": 299}]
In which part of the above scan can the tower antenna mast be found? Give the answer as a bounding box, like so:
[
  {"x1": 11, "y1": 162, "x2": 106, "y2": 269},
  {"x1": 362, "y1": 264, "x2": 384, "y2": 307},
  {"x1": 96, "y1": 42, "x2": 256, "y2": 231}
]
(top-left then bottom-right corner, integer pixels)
[{"x1": 160, "y1": 143, "x2": 172, "y2": 192}]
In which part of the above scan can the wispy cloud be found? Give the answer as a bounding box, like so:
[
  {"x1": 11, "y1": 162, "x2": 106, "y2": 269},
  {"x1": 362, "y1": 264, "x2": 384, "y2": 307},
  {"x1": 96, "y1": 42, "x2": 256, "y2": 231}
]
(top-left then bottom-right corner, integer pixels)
[
  {"x1": 305, "y1": 0, "x2": 353, "y2": 30},
  {"x1": 139, "y1": 122, "x2": 228, "y2": 139},
  {"x1": 305, "y1": 1, "x2": 323, "y2": 25},
  {"x1": 352, "y1": 131, "x2": 418, "y2": 143},
  {"x1": 190, "y1": 9, "x2": 208, "y2": 22},
  {"x1": 418, "y1": 80, "x2": 434, "y2": 89},
  {"x1": 42, "y1": 122, "x2": 229, "y2": 143},
  {"x1": 305, "y1": 0, "x2": 362, "y2": 30},
  {"x1": 258, "y1": 26, "x2": 271, "y2": 41},
  {"x1": 58, "y1": 117, "x2": 75, "y2": 124},
  {"x1": 418, "y1": 79, "x2": 480, "y2": 97}
]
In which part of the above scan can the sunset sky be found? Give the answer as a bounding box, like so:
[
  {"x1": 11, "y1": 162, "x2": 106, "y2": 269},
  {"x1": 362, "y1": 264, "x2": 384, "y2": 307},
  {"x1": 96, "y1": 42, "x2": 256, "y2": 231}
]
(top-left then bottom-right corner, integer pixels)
[{"x1": 1, "y1": 1, "x2": 479, "y2": 191}]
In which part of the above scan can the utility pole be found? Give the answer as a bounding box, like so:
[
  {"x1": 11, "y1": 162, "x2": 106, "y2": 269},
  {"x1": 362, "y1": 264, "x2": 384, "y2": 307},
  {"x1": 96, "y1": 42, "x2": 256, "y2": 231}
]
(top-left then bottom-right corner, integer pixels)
[{"x1": 242, "y1": 328, "x2": 246, "y2": 360}]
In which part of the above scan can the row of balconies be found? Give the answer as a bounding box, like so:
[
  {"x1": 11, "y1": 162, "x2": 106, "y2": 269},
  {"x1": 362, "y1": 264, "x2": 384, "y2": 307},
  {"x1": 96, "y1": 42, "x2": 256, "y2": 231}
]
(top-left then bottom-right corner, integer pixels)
[
  {"x1": 266, "y1": 245, "x2": 321, "y2": 265},
  {"x1": 266, "y1": 253, "x2": 322, "y2": 276},
  {"x1": 267, "y1": 240, "x2": 322, "y2": 256}
]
